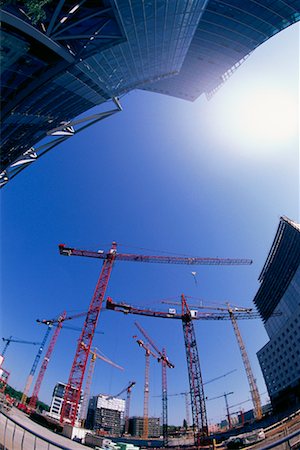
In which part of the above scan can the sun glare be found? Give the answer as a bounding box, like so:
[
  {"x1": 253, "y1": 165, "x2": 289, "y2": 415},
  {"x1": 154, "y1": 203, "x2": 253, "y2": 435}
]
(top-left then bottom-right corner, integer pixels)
[{"x1": 210, "y1": 84, "x2": 298, "y2": 154}]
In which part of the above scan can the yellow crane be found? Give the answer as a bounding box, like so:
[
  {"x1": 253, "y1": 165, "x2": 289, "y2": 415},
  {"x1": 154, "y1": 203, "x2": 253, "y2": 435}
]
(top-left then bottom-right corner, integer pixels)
[{"x1": 80, "y1": 342, "x2": 124, "y2": 425}]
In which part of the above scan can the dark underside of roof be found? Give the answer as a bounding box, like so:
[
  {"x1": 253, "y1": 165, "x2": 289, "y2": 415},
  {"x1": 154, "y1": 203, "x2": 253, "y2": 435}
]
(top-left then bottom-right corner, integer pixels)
[{"x1": 143, "y1": 0, "x2": 300, "y2": 100}]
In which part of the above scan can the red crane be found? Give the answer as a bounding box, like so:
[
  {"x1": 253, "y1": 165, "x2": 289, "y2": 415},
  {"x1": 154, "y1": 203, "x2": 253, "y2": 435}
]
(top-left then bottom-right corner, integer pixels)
[
  {"x1": 28, "y1": 312, "x2": 67, "y2": 410},
  {"x1": 58, "y1": 242, "x2": 252, "y2": 425},
  {"x1": 167, "y1": 300, "x2": 264, "y2": 420},
  {"x1": 106, "y1": 295, "x2": 208, "y2": 447},
  {"x1": 107, "y1": 381, "x2": 136, "y2": 435},
  {"x1": 28, "y1": 310, "x2": 98, "y2": 410},
  {"x1": 135, "y1": 322, "x2": 174, "y2": 445},
  {"x1": 105, "y1": 297, "x2": 269, "y2": 446}
]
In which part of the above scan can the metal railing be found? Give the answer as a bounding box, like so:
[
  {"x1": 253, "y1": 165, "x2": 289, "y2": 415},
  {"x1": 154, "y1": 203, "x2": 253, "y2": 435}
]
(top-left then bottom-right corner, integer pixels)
[
  {"x1": 0, "y1": 409, "x2": 74, "y2": 450},
  {"x1": 259, "y1": 428, "x2": 300, "y2": 450}
]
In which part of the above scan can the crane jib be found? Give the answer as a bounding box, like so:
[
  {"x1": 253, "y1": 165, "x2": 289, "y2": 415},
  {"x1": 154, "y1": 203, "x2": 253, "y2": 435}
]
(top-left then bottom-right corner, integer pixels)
[{"x1": 58, "y1": 245, "x2": 252, "y2": 265}]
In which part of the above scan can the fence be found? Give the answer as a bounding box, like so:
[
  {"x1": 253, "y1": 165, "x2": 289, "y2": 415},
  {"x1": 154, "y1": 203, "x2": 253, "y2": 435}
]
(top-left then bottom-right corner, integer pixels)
[
  {"x1": 1, "y1": 407, "x2": 300, "y2": 450},
  {"x1": 0, "y1": 409, "x2": 74, "y2": 450}
]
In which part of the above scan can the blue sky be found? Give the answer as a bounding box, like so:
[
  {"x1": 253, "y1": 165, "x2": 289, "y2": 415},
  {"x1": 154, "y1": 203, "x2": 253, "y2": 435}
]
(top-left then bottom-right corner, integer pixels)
[{"x1": 1, "y1": 23, "x2": 299, "y2": 427}]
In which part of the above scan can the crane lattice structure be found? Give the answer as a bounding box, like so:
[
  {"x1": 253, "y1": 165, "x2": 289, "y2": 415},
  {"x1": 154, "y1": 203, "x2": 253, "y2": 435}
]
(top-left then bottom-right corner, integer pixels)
[
  {"x1": 21, "y1": 325, "x2": 52, "y2": 405},
  {"x1": 1, "y1": 337, "x2": 41, "y2": 357},
  {"x1": 179, "y1": 300, "x2": 264, "y2": 420},
  {"x1": 80, "y1": 344, "x2": 124, "y2": 424},
  {"x1": 161, "y1": 369, "x2": 237, "y2": 428},
  {"x1": 228, "y1": 304, "x2": 262, "y2": 420},
  {"x1": 135, "y1": 321, "x2": 174, "y2": 445},
  {"x1": 107, "y1": 381, "x2": 136, "y2": 435},
  {"x1": 58, "y1": 241, "x2": 251, "y2": 426},
  {"x1": 107, "y1": 295, "x2": 208, "y2": 446},
  {"x1": 207, "y1": 391, "x2": 234, "y2": 429},
  {"x1": 181, "y1": 295, "x2": 208, "y2": 444},
  {"x1": 28, "y1": 310, "x2": 99, "y2": 410},
  {"x1": 134, "y1": 335, "x2": 158, "y2": 438},
  {"x1": 106, "y1": 295, "x2": 268, "y2": 446},
  {"x1": 28, "y1": 312, "x2": 67, "y2": 410}
]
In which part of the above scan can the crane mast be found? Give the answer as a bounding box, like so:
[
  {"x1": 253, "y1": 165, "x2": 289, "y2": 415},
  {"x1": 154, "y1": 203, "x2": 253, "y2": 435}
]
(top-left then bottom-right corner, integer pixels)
[
  {"x1": 228, "y1": 306, "x2": 262, "y2": 420},
  {"x1": 208, "y1": 391, "x2": 233, "y2": 429},
  {"x1": 134, "y1": 337, "x2": 157, "y2": 438},
  {"x1": 124, "y1": 387, "x2": 132, "y2": 435},
  {"x1": 21, "y1": 325, "x2": 52, "y2": 405},
  {"x1": 107, "y1": 297, "x2": 208, "y2": 446},
  {"x1": 60, "y1": 242, "x2": 117, "y2": 425},
  {"x1": 165, "y1": 299, "x2": 273, "y2": 421},
  {"x1": 80, "y1": 346, "x2": 123, "y2": 424},
  {"x1": 58, "y1": 241, "x2": 251, "y2": 425},
  {"x1": 29, "y1": 312, "x2": 67, "y2": 410},
  {"x1": 184, "y1": 392, "x2": 191, "y2": 427},
  {"x1": 143, "y1": 347, "x2": 150, "y2": 439},
  {"x1": 161, "y1": 348, "x2": 168, "y2": 444},
  {"x1": 181, "y1": 294, "x2": 208, "y2": 446},
  {"x1": 135, "y1": 322, "x2": 174, "y2": 445},
  {"x1": 81, "y1": 352, "x2": 97, "y2": 424}
]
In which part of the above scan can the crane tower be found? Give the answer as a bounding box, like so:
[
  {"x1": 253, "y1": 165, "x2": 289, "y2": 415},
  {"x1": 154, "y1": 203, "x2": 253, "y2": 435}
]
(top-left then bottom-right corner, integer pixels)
[{"x1": 135, "y1": 321, "x2": 174, "y2": 445}]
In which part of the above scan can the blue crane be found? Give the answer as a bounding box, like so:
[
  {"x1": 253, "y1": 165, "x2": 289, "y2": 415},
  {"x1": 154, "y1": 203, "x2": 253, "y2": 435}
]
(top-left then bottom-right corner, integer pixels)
[{"x1": 1, "y1": 336, "x2": 41, "y2": 357}]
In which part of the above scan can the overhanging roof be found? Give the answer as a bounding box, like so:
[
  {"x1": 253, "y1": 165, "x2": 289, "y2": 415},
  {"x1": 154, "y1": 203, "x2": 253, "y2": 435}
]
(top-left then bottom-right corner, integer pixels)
[{"x1": 253, "y1": 216, "x2": 300, "y2": 322}]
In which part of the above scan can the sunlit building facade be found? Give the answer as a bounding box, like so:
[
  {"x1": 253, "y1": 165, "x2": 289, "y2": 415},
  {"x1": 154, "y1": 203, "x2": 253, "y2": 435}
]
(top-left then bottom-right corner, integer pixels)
[
  {"x1": 1, "y1": 1, "x2": 299, "y2": 185},
  {"x1": 48, "y1": 382, "x2": 83, "y2": 423},
  {"x1": 255, "y1": 217, "x2": 300, "y2": 413}
]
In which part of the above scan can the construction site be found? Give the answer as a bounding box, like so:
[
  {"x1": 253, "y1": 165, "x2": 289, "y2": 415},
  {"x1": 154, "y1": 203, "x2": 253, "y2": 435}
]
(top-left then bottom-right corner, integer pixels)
[
  {"x1": 1, "y1": 228, "x2": 300, "y2": 450},
  {"x1": 1, "y1": 0, "x2": 300, "y2": 449}
]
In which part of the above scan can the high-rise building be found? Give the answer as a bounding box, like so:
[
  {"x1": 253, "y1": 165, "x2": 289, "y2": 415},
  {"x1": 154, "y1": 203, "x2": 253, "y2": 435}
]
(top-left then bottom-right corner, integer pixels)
[
  {"x1": 1, "y1": 1, "x2": 299, "y2": 186},
  {"x1": 254, "y1": 216, "x2": 300, "y2": 413},
  {"x1": 128, "y1": 416, "x2": 160, "y2": 438},
  {"x1": 48, "y1": 382, "x2": 83, "y2": 423},
  {"x1": 87, "y1": 394, "x2": 125, "y2": 436}
]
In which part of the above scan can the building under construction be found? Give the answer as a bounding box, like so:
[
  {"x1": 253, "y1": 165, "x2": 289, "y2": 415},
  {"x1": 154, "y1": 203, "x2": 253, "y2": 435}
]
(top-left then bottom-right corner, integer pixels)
[
  {"x1": 128, "y1": 417, "x2": 161, "y2": 438},
  {"x1": 87, "y1": 394, "x2": 125, "y2": 436}
]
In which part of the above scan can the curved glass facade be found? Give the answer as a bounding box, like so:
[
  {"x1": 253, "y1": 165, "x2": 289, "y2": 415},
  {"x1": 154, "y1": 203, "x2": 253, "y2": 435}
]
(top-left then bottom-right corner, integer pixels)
[
  {"x1": 255, "y1": 217, "x2": 300, "y2": 413},
  {"x1": 254, "y1": 217, "x2": 300, "y2": 322},
  {"x1": 1, "y1": 0, "x2": 299, "y2": 184},
  {"x1": 144, "y1": 0, "x2": 300, "y2": 100}
]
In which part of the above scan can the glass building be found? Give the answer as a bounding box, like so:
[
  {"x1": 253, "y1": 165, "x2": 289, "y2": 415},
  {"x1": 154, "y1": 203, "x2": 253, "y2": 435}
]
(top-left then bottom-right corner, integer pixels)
[
  {"x1": 1, "y1": 1, "x2": 299, "y2": 185},
  {"x1": 254, "y1": 217, "x2": 300, "y2": 413}
]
